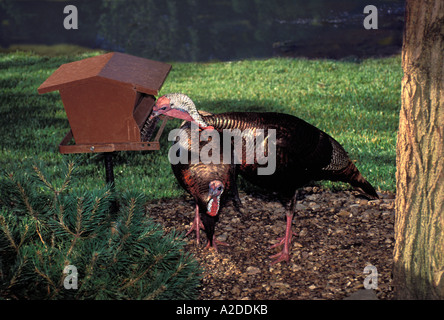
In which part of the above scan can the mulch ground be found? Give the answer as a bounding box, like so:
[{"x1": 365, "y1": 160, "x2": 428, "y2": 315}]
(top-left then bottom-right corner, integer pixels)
[{"x1": 146, "y1": 186, "x2": 395, "y2": 300}]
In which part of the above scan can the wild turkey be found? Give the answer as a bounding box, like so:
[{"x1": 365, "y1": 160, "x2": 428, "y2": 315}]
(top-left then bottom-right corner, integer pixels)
[
  {"x1": 170, "y1": 119, "x2": 240, "y2": 250},
  {"x1": 151, "y1": 93, "x2": 379, "y2": 264}
]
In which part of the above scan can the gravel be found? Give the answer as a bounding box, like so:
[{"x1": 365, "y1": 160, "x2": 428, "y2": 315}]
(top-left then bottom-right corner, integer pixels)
[{"x1": 146, "y1": 186, "x2": 395, "y2": 300}]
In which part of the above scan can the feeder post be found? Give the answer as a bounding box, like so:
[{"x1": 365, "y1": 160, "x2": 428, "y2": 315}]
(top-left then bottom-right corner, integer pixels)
[
  {"x1": 104, "y1": 152, "x2": 118, "y2": 214},
  {"x1": 104, "y1": 152, "x2": 115, "y2": 186}
]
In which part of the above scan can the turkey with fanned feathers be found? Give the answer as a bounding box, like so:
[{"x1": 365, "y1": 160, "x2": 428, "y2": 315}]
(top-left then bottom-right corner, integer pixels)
[
  {"x1": 170, "y1": 119, "x2": 241, "y2": 250},
  {"x1": 151, "y1": 93, "x2": 379, "y2": 264}
]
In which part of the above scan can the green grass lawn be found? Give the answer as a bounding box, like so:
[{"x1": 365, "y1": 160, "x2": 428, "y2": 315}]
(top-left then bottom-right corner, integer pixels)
[{"x1": 0, "y1": 51, "x2": 401, "y2": 200}]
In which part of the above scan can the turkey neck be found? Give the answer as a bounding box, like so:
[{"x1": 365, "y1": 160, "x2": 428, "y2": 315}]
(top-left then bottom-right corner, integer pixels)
[{"x1": 202, "y1": 112, "x2": 266, "y2": 131}]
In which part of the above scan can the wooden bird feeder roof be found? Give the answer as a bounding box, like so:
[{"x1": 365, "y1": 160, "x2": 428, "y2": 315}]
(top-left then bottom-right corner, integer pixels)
[
  {"x1": 38, "y1": 52, "x2": 171, "y2": 154},
  {"x1": 38, "y1": 52, "x2": 170, "y2": 96}
]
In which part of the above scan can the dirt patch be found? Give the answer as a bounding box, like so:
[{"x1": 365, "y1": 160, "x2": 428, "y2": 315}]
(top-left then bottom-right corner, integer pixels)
[{"x1": 147, "y1": 187, "x2": 395, "y2": 300}]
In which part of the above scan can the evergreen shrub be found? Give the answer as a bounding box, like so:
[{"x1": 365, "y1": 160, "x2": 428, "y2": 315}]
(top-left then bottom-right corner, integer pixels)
[{"x1": 0, "y1": 162, "x2": 201, "y2": 300}]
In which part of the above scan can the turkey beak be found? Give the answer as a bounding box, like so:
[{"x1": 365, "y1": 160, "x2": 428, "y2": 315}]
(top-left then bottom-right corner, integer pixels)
[
  {"x1": 149, "y1": 110, "x2": 159, "y2": 120},
  {"x1": 208, "y1": 188, "x2": 217, "y2": 197}
]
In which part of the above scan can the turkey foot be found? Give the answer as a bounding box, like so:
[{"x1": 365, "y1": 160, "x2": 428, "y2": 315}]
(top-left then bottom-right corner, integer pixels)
[
  {"x1": 186, "y1": 204, "x2": 205, "y2": 244},
  {"x1": 269, "y1": 232, "x2": 297, "y2": 249},
  {"x1": 205, "y1": 235, "x2": 230, "y2": 251},
  {"x1": 269, "y1": 248, "x2": 290, "y2": 265},
  {"x1": 269, "y1": 213, "x2": 295, "y2": 265}
]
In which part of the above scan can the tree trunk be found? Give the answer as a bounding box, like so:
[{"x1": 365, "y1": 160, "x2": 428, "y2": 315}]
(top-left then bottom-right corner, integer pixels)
[{"x1": 393, "y1": 0, "x2": 444, "y2": 299}]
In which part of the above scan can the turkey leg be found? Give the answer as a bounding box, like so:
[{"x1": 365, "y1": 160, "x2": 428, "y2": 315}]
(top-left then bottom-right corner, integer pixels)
[
  {"x1": 186, "y1": 203, "x2": 205, "y2": 244},
  {"x1": 231, "y1": 174, "x2": 243, "y2": 210},
  {"x1": 269, "y1": 190, "x2": 299, "y2": 264}
]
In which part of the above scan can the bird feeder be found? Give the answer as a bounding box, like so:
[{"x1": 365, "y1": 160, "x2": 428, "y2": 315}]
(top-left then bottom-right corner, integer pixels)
[
  {"x1": 38, "y1": 52, "x2": 171, "y2": 154},
  {"x1": 38, "y1": 52, "x2": 171, "y2": 195}
]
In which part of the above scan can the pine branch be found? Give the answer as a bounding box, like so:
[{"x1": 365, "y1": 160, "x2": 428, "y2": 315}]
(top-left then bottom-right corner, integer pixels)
[
  {"x1": 143, "y1": 285, "x2": 167, "y2": 300},
  {"x1": 0, "y1": 215, "x2": 18, "y2": 253},
  {"x1": 17, "y1": 225, "x2": 29, "y2": 251},
  {"x1": 75, "y1": 197, "x2": 84, "y2": 235},
  {"x1": 5, "y1": 255, "x2": 28, "y2": 292},
  {"x1": 65, "y1": 235, "x2": 79, "y2": 259},
  {"x1": 124, "y1": 197, "x2": 136, "y2": 229},
  {"x1": 59, "y1": 161, "x2": 75, "y2": 194},
  {"x1": 12, "y1": 176, "x2": 46, "y2": 248},
  {"x1": 56, "y1": 208, "x2": 76, "y2": 237},
  {"x1": 120, "y1": 266, "x2": 151, "y2": 291},
  {"x1": 82, "y1": 251, "x2": 99, "y2": 284},
  {"x1": 33, "y1": 161, "x2": 75, "y2": 196},
  {"x1": 33, "y1": 165, "x2": 53, "y2": 191},
  {"x1": 34, "y1": 265, "x2": 59, "y2": 298}
]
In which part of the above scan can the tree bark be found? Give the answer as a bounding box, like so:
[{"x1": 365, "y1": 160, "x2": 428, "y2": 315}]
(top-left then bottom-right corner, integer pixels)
[{"x1": 393, "y1": 0, "x2": 444, "y2": 299}]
